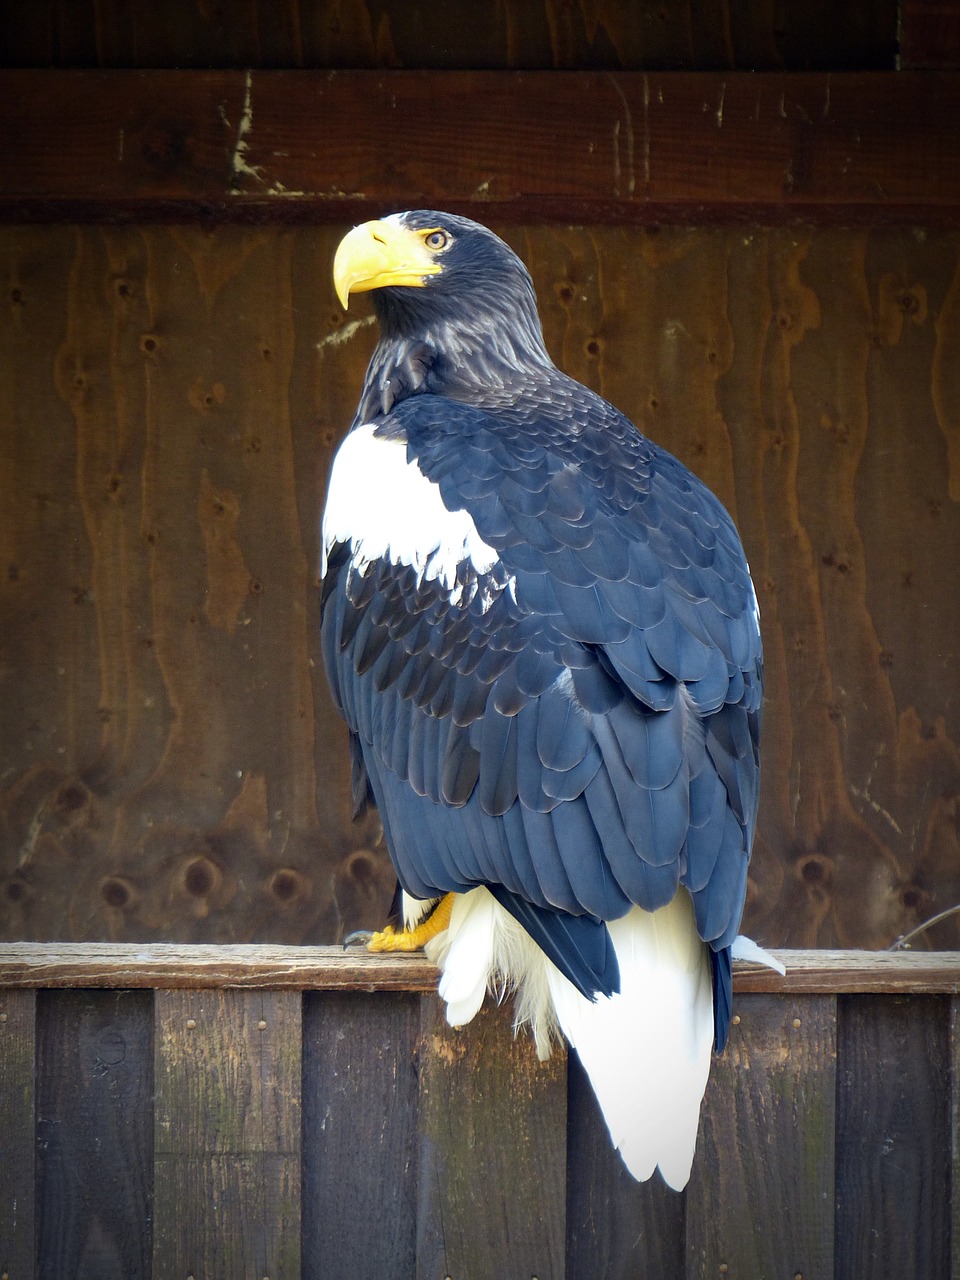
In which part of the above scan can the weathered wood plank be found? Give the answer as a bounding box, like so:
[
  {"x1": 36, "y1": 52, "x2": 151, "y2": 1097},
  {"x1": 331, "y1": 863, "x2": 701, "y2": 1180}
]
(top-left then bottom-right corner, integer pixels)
[
  {"x1": 686, "y1": 994, "x2": 837, "y2": 1279},
  {"x1": 153, "y1": 988, "x2": 301, "y2": 1280},
  {"x1": 35, "y1": 989, "x2": 153, "y2": 1280},
  {"x1": 302, "y1": 991, "x2": 421, "y2": 1280},
  {"x1": 730, "y1": 949, "x2": 960, "y2": 993},
  {"x1": 2, "y1": 942, "x2": 959, "y2": 992},
  {"x1": 0, "y1": 941, "x2": 440, "y2": 989},
  {"x1": 2, "y1": 70, "x2": 960, "y2": 224},
  {"x1": 952, "y1": 996, "x2": 960, "y2": 1280},
  {"x1": 566, "y1": 1050, "x2": 685, "y2": 1279},
  {"x1": 416, "y1": 998, "x2": 566, "y2": 1279},
  {"x1": 0, "y1": 988, "x2": 36, "y2": 1280},
  {"x1": 835, "y1": 994, "x2": 952, "y2": 1279}
]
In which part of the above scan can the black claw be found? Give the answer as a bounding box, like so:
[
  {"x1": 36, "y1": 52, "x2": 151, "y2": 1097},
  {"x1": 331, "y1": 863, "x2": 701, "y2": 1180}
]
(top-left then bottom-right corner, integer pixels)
[{"x1": 342, "y1": 929, "x2": 375, "y2": 950}]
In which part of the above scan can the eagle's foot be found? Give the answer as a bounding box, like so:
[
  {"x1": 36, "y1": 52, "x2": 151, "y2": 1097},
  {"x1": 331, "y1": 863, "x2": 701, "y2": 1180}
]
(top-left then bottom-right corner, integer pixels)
[{"x1": 367, "y1": 893, "x2": 454, "y2": 952}]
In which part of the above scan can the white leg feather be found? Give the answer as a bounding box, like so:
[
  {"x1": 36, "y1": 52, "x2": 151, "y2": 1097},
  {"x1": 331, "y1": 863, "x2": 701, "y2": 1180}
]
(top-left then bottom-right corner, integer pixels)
[
  {"x1": 426, "y1": 889, "x2": 499, "y2": 1028},
  {"x1": 401, "y1": 890, "x2": 438, "y2": 930}
]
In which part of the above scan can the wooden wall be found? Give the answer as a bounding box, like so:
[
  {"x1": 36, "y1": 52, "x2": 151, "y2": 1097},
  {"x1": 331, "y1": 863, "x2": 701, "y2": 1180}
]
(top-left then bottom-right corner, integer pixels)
[
  {"x1": 2, "y1": 2, "x2": 959, "y2": 950},
  {"x1": 1, "y1": 945, "x2": 957, "y2": 1279}
]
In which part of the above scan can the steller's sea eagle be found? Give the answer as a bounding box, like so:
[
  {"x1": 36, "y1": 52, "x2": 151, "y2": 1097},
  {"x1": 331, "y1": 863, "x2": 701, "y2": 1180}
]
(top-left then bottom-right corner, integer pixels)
[{"x1": 321, "y1": 211, "x2": 780, "y2": 1189}]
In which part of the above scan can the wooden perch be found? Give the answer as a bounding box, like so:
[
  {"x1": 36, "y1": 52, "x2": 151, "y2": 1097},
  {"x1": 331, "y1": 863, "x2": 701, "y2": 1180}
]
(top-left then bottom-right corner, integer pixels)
[{"x1": 1, "y1": 942, "x2": 958, "y2": 992}]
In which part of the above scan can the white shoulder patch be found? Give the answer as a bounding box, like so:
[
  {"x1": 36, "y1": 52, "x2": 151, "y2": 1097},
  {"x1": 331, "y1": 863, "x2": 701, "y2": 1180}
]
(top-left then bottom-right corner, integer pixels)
[{"x1": 321, "y1": 424, "x2": 499, "y2": 591}]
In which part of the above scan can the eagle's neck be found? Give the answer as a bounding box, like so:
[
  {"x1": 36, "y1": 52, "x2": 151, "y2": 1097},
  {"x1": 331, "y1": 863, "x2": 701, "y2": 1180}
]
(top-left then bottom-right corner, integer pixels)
[{"x1": 354, "y1": 292, "x2": 555, "y2": 423}]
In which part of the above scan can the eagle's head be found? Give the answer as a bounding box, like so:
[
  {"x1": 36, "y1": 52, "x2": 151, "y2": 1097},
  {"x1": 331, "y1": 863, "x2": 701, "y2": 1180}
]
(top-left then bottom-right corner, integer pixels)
[{"x1": 333, "y1": 211, "x2": 551, "y2": 395}]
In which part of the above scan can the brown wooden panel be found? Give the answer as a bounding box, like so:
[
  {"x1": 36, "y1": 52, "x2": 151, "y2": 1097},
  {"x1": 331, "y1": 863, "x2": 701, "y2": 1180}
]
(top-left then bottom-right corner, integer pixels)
[
  {"x1": 0, "y1": 988, "x2": 36, "y2": 1278},
  {"x1": 686, "y1": 994, "x2": 837, "y2": 1279},
  {"x1": 3, "y1": 223, "x2": 960, "y2": 952},
  {"x1": 0, "y1": 223, "x2": 382, "y2": 946},
  {"x1": 835, "y1": 994, "x2": 952, "y2": 1279},
  {"x1": 302, "y1": 991, "x2": 420, "y2": 1279},
  {"x1": 2, "y1": 70, "x2": 960, "y2": 224},
  {"x1": 153, "y1": 988, "x2": 301, "y2": 1279},
  {"x1": 416, "y1": 998, "x2": 566, "y2": 1279},
  {"x1": 0, "y1": 0, "x2": 900, "y2": 72},
  {"x1": 35, "y1": 989, "x2": 153, "y2": 1279},
  {"x1": 565, "y1": 1050, "x2": 686, "y2": 1279}
]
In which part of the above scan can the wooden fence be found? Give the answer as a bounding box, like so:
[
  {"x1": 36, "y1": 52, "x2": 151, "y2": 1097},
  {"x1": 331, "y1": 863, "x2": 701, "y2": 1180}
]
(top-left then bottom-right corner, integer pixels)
[{"x1": 0, "y1": 946, "x2": 958, "y2": 1279}]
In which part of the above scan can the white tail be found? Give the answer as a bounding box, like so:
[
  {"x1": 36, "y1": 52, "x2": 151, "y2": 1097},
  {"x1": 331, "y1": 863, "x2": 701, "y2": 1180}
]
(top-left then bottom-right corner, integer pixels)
[
  {"x1": 546, "y1": 894, "x2": 713, "y2": 1189},
  {"x1": 426, "y1": 886, "x2": 714, "y2": 1190}
]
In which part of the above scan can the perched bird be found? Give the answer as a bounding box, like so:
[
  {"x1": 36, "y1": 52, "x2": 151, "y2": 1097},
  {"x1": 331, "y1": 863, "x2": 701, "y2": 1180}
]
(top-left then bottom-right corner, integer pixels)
[{"x1": 322, "y1": 211, "x2": 777, "y2": 1189}]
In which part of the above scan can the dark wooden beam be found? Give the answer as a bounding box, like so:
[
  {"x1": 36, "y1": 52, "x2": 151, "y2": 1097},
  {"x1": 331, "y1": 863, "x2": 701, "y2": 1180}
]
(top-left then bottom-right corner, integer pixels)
[{"x1": 2, "y1": 69, "x2": 960, "y2": 224}]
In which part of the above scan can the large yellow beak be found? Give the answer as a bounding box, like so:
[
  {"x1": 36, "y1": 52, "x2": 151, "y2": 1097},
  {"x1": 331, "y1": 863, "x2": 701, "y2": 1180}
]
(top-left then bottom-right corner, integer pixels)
[{"x1": 333, "y1": 220, "x2": 443, "y2": 309}]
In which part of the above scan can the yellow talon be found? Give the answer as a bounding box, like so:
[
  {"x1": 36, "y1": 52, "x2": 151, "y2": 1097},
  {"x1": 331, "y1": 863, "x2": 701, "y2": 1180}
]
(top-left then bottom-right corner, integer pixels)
[{"x1": 367, "y1": 893, "x2": 455, "y2": 952}]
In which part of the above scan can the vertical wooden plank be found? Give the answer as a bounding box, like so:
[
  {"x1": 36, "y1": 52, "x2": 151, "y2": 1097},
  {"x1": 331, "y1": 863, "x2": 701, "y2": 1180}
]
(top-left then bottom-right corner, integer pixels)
[
  {"x1": 35, "y1": 989, "x2": 153, "y2": 1280},
  {"x1": 836, "y1": 994, "x2": 951, "y2": 1280},
  {"x1": 686, "y1": 994, "x2": 837, "y2": 1280},
  {"x1": 416, "y1": 998, "x2": 566, "y2": 1280},
  {"x1": 302, "y1": 991, "x2": 420, "y2": 1280},
  {"x1": 566, "y1": 1051, "x2": 686, "y2": 1279},
  {"x1": 153, "y1": 989, "x2": 301, "y2": 1280},
  {"x1": 0, "y1": 989, "x2": 36, "y2": 1279},
  {"x1": 952, "y1": 996, "x2": 959, "y2": 1280}
]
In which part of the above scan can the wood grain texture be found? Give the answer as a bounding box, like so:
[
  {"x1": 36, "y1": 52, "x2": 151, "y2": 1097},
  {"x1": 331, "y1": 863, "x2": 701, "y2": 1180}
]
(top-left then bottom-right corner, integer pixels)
[
  {"x1": 153, "y1": 987, "x2": 301, "y2": 1279},
  {"x1": 416, "y1": 997, "x2": 567, "y2": 1279},
  {"x1": 687, "y1": 994, "x2": 837, "y2": 1280},
  {"x1": 835, "y1": 994, "x2": 952, "y2": 1280},
  {"x1": 35, "y1": 989, "x2": 153, "y2": 1280},
  {"x1": 0, "y1": 0, "x2": 900, "y2": 71},
  {"x1": 302, "y1": 991, "x2": 420, "y2": 1279},
  {"x1": 2, "y1": 222, "x2": 960, "y2": 951},
  {"x1": 566, "y1": 1050, "x2": 686, "y2": 1279},
  {"x1": 3, "y1": 70, "x2": 960, "y2": 224},
  {"x1": 0, "y1": 988, "x2": 36, "y2": 1280}
]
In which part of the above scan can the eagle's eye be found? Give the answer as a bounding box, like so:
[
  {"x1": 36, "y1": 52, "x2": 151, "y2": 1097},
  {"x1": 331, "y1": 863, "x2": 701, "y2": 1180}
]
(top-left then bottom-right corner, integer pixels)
[{"x1": 423, "y1": 229, "x2": 451, "y2": 252}]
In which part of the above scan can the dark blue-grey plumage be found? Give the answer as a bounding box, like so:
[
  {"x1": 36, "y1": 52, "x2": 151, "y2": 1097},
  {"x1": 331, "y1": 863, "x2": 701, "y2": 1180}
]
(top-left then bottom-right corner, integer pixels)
[{"x1": 321, "y1": 211, "x2": 761, "y2": 1051}]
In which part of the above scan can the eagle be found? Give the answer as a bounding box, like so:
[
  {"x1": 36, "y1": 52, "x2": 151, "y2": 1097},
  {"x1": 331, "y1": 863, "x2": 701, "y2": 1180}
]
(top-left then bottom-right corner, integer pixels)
[{"x1": 321, "y1": 211, "x2": 778, "y2": 1190}]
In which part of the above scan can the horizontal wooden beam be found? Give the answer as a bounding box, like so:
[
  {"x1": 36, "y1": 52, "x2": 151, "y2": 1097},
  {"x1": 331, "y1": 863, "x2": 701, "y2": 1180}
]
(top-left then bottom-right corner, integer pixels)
[
  {"x1": 1, "y1": 944, "x2": 958, "y2": 993},
  {"x1": 2, "y1": 69, "x2": 960, "y2": 224}
]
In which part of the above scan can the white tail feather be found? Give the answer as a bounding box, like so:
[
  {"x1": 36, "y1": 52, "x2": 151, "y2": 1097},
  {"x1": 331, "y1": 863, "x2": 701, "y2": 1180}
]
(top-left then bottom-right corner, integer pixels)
[
  {"x1": 428, "y1": 886, "x2": 713, "y2": 1188},
  {"x1": 546, "y1": 894, "x2": 713, "y2": 1189}
]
